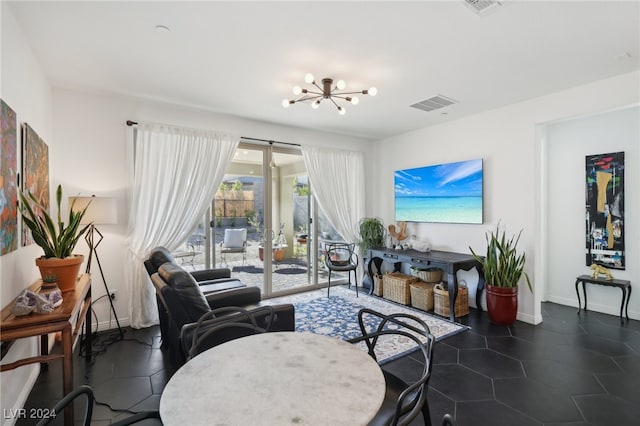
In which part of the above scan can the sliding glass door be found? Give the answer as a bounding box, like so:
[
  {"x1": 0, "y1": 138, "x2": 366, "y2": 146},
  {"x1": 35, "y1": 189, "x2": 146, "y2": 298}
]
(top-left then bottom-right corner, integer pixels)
[{"x1": 175, "y1": 142, "x2": 332, "y2": 297}]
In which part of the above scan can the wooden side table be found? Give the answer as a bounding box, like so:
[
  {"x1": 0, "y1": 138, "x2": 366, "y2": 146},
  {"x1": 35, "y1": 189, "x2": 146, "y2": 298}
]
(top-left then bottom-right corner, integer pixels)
[
  {"x1": 1, "y1": 274, "x2": 92, "y2": 425},
  {"x1": 575, "y1": 274, "x2": 631, "y2": 322}
]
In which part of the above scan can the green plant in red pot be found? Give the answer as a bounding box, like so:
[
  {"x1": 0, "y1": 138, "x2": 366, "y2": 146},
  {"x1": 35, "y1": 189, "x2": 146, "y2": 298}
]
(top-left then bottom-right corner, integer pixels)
[
  {"x1": 20, "y1": 185, "x2": 91, "y2": 292},
  {"x1": 470, "y1": 224, "x2": 532, "y2": 325}
]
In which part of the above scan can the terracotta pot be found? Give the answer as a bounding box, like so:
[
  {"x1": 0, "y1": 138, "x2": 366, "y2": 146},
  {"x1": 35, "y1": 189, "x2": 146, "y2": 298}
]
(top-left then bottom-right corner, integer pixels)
[
  {"x1": 258, "y1": 247, "x2": 286, "y2": 262},
  {"x1": 35, "y1": 255, "x2": 84, "y2": 293},
  {"x1": 485, "y1": 284, "x2": 519, "y2": 325}
]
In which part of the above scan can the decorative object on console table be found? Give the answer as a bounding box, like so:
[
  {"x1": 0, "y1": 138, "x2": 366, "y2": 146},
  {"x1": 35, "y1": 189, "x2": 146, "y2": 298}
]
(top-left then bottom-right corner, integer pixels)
[
  {"x1": 19, "y1": 185, "x2": 90, "y2": 292},
  {"x1": 69, "y1": 195, "x2": 123, "y2": 339},
  {"x1": 358, "y1": 217, "x2": 386, "y2": 293},
  {"x1": 470, "y1": 224, "x2": 531, "y2": 326},
  {"x1": 388, "y1": 221, "x2": 408, "y2": 247}
]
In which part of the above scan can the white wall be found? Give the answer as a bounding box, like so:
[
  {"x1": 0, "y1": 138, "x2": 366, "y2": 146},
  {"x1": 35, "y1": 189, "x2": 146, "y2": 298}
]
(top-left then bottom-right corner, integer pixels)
[
  {"x1": 546, "y1": 106, "x2": 638, "y2": 316},
  {"x1": 1, "y1": 4, "x2": 55, "y2": 424},
  {"x1": 371, "y1": 71, "x2": 640, "y2": 325}
]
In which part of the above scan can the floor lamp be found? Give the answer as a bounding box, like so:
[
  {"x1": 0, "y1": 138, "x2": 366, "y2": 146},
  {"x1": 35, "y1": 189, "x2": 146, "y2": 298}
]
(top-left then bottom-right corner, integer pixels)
[{"x1": 70, "y1": 195, "x2": 123, "y2": 339}]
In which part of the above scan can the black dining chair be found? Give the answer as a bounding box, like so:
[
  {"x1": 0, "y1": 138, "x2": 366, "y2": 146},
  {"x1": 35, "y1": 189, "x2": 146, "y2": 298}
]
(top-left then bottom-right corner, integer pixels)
[
  {"x1": 186, "y1": 305, "x2": 276, "y2": 360},
  {"x1": 348, "y1": 308, "x2": 436, "y2": 426},
  {"x1": 324, "y1": 242, "x2": 359, "y2": 297},
  {"x1": 35, "y1": 385, "x2": 160, "y2": 426}
]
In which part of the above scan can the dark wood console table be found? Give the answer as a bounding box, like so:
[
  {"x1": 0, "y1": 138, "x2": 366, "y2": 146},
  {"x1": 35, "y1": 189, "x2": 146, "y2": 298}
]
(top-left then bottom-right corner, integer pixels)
[
  {"x1": 366, "y1": 248, "x2": 484, "y2": 321},
  {"x1": 1, "y1": 274, "x2": 92, "y2": 425},
  {"x1": 575, "y1": 274, "x2": 631, "y2": 322}
]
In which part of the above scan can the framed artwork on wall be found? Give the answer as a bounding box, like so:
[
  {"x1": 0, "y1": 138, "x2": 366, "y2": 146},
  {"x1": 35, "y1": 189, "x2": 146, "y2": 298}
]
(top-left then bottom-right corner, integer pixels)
[
  {"x1": 585, "y1": 151, "x2": 624, "y2": 269},
  {"x1": 22, "y1": 123, "x2": 50, "y2": 247},
  {"x1": 1, "y1": 99, "x2": 19, "y2": 255},
  {"x1": 394, "y1": 158, "x2": 483, "y2": 224}
]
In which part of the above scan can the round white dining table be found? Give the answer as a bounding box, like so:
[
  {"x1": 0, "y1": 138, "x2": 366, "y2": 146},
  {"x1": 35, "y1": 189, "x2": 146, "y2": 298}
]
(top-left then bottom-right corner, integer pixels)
[{"x1": 160, "y1": 331, "x2": 386, "y2": 426}]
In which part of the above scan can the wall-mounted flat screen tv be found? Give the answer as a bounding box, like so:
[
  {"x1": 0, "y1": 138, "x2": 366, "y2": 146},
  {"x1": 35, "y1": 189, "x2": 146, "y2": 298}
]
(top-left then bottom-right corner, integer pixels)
[{"x1": 394, "y1": 158, "x2": 483, "y2": 224}]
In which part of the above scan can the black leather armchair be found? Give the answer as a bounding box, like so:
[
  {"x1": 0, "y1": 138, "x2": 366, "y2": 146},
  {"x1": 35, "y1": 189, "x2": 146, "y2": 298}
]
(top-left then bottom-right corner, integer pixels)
[
  {"x1": 150, "y1": 262, "x2": 295, "y2": 367},
  {"x1": 145, "y1": 246, "x2": 245, "y2": 292},
  {"x1": 145, "y1": 246, "x2": 249, "y2": 344}
]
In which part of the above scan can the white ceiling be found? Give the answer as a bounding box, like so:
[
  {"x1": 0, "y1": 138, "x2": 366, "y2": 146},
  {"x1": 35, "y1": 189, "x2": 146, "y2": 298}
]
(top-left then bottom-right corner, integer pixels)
[{"x1": 7, "y1": 1, "x2": 640, "y2": 140}]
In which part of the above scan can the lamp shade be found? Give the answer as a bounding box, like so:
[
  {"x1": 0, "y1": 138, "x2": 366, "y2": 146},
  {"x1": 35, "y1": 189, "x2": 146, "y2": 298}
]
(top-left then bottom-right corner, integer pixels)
[{"x1": 69, "y1": 196, "x2": 117, "y2": 225}]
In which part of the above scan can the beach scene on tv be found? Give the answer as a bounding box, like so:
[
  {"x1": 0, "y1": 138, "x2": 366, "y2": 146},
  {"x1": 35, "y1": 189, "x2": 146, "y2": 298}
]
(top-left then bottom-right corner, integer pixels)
[{"x1": 394, "y1": 158, "x2": 483, "y2": 224}]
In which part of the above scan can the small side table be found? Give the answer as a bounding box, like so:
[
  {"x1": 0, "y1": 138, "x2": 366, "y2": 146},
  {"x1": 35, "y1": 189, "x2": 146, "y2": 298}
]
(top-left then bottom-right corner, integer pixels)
[{"x1": 575, "y1": 274, "x2": 631, "y2": 322}]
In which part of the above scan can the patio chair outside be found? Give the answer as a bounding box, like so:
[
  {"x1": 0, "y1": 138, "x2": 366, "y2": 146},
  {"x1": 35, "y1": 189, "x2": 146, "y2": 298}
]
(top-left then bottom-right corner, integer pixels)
[{"x1": 220, "y1": 228, "x2": 247, "y2": 267}]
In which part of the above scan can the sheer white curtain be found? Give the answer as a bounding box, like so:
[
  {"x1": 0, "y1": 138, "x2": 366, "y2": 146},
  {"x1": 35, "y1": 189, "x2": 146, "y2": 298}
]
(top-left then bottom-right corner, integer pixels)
[
  {"x1": 301, "y1": 145, "x2": 365, "y2": 246},
  {"x1": 126, "y1": 123, "x2": 239, "y2": 328}
]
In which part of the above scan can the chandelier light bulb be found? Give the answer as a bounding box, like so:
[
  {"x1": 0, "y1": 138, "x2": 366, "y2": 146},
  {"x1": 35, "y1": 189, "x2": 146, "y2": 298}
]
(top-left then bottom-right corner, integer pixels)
[
  {"x1": 350, "y1": 96, "x2": 359, "y2": 105},
  {"x1": 304, "y1": 73, "x2": 315, "y2": 84},
  {"x1": 336, "y1": 80, "x2": 346, "y2": 90},
  {"x1": 293, "y1": 86, "x2": 302, "y2": 95},
  {"x1": 368, "y1": 87, "x2": 378, "y2": 96},
  {"x1": 312, "y1": 100, "x2": 321, "y2": 109},
  {"x1": 282, "y1": 99, "x2": 291, "y2": 108},
  {"x1": 338, "y1": 106, "x2": 346, "y2": 115}
]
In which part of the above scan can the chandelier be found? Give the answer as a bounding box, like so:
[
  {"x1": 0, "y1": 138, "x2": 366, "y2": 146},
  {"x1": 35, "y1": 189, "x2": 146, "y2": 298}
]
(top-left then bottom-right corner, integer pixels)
[{"x1": 282, "y1": 73, "x2": 377, "y2": 115}]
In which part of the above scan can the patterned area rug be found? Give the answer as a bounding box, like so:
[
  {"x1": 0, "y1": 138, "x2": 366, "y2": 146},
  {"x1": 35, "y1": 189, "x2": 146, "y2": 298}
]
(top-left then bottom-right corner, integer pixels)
[{"x1": 263, "y1": 286, "x2": 469, "y2": 362}]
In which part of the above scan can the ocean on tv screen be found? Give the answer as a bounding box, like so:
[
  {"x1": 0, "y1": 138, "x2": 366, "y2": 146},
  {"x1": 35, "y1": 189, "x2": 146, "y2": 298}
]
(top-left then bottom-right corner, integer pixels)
[{"x1": 395, "y1": 196, "x2": 482, "y2": 224}]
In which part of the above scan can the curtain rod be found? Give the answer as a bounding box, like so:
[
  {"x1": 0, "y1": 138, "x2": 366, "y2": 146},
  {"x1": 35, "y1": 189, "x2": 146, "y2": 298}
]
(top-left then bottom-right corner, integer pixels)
[
  {"x1": 240, "y1": 136, "x2": 300, "y2": 147},
  {"x1": 126, "y1": 121, "x2": 300, "y2": 147}
]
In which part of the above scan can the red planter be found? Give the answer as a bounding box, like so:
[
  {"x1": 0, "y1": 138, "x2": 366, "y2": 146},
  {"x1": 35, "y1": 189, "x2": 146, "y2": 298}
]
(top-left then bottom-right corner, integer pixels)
[{"x1": 485, "y1": 284, "x2": 519, "y2": 325}]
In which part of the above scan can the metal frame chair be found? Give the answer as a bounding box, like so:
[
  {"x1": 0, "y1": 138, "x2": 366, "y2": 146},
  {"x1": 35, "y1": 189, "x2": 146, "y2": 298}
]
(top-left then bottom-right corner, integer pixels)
[
  {"x1": 220, "y1": 228, "x2": 247, "y2": 267},
  {"x1": 324, "y1": 242, "x2": 359, "y2": 297},
  {"x1": 348, "y1": 308, "x2": 436, "y2": 426},
  {"x1": 36, "y1": 385, "x2": 160, "y2": 426},
  {"x1": 187, "y1": 306, "x2": 276, "y2": 360}
]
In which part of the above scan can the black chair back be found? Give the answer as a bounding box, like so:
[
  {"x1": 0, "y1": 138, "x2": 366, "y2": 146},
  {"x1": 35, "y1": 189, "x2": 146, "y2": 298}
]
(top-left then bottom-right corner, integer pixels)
[
  {"x1": 36, "y1": 385, "x2": 159, "y2": 426},
  {"x1": 324, "y1": 242, "x2": 359, "y2": 296},
  {"x1": 348, "y1": 308, "x2": 436, "y2": 426},
  {"x1": 187, "y1": 306, "x2": 276, "y2": 360}
]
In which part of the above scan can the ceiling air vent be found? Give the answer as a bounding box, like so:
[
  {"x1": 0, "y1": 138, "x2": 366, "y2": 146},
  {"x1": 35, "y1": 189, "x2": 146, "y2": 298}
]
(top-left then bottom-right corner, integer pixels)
[
  {"x1": 410, "y1": 95, "x2": 458, "y2": 113},
  {"x1": 463, "y1": 0, "x2": 502, "y2": 16}
]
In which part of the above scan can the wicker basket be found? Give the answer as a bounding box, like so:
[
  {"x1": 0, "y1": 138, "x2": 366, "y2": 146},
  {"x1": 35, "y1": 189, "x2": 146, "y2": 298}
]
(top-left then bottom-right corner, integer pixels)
[
  {"x1": 434, "y1": 283, "x2": 469, "y2": 317},
  {"x1": 382, "y1": 272, "x2": 419, "y2": 305},
  {"x1": 372, "y1": 273, "x2": 384, "y2": 296},
  {"x1": 410, "y1": 267, "x2": 443, "y2": 283},
  {"x1": 410, "y1": 281, "x2": 436, "y2": 311}
]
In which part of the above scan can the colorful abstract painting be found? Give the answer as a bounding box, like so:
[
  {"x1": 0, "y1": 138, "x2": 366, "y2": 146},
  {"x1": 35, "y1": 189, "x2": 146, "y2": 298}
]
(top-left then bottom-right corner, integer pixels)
[
  {"x1": 585, "y1": 152, "x2": 624, "y2": 269},
  {"x1": 22, "y1": 123, "x2": 49, "y2": 246},
  {"x1": 1, "y1": 99, "x2": 18, "y2": 255}
]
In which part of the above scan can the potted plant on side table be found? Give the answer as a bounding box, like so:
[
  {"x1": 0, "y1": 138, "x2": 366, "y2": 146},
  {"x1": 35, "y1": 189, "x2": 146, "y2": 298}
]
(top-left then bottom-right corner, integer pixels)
[
  {"x1": 469, "y1": 224, "x2": 532, "y2": 325},
  {"x1": 20, "y1": 184, "x2": 91, "y2": 293}
]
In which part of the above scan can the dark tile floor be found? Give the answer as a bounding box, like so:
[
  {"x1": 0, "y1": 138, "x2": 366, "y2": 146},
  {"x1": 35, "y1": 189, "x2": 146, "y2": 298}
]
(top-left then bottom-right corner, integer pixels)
[{"x1": 19, "y1": 299, "x2": 640, "y2": 426}]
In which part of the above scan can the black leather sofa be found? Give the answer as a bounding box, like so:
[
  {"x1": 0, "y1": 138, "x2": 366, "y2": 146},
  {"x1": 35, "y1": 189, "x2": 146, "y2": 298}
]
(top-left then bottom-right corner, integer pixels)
[{"x1": 147, "y1": 252, "x2": 295, "y2": 366}]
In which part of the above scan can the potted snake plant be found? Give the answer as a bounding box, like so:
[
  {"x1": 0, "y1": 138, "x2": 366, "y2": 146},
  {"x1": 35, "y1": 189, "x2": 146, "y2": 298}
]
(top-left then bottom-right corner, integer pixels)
[
  {"x1": 469, "y1": 224, "x2": 532, "y2": 325},
  {"x1": 20, "y1": 185, "x2": 91, "y2": 292}
]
